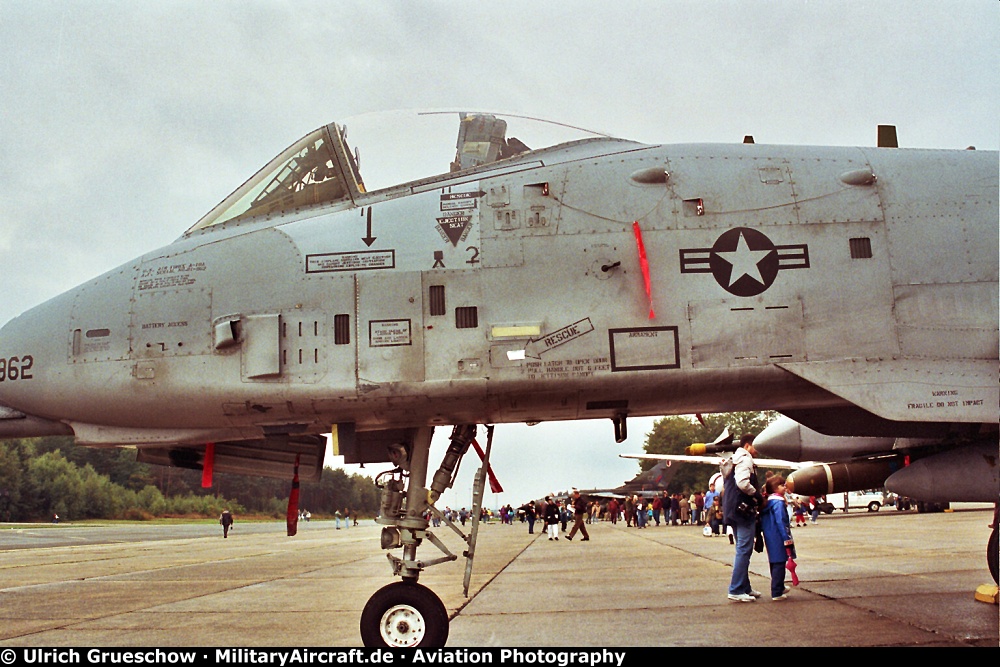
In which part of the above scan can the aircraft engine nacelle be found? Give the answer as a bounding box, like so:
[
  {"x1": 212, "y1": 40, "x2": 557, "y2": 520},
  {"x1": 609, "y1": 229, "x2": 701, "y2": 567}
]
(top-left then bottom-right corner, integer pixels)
[
  {"x1": 136, "y1": 435, "x2": 326, "y2": 483},
  {"x1": 885, "y1": 441, "x2": 999, "y2": 503},
  {"x1": 755, "y1": 416, "x2": 896, "y2": 461},
  {"x1": 786, "y1": 458, "x2": 907, "y2": 497}
]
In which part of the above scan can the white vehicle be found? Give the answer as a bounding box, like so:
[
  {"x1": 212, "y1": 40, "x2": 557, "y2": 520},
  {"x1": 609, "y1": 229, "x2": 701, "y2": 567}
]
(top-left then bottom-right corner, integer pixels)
[{"x1": 829, "y1": 489, "x2": 889, "y2": 512}]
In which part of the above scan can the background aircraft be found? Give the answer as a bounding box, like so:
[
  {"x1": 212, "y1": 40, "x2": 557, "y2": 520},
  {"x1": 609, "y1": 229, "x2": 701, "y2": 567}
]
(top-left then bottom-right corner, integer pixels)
[
  {"x1": 0, "y1": 111, "x2": 995, "y2": 646},
  {"x1": 754, "y1": 416, "x2": 999, "y2": 507},
  {"x1": 619, "y1": 451, "x2": 815, "y2": 473},
  {"x1": 633, "y1": 417, "x2": 997, "y2": 501},
  {"x1": 573, "y1": 460, "x2": 677, "y2": 499},
  {"x1": 620, "y1": 426, "x2": 822, "y2": 473}
]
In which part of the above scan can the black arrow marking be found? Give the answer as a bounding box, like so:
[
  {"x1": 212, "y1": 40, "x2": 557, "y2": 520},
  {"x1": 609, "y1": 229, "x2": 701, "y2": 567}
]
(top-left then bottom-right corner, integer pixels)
[{"x1": 362, "y1": 208, "x2": 377, "y2": 247}]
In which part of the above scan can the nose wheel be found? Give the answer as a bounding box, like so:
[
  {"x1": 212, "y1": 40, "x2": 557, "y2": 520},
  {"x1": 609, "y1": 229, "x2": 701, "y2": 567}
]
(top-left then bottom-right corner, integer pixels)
[{"x1": 360, "y1": 581, "x2": 449, "y2": 647}]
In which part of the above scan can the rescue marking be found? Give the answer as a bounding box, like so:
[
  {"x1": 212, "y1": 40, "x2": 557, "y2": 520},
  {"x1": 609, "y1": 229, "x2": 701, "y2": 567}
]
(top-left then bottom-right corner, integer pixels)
[
  {"x1": 524, "y1": 318, "x2": 594, "y2": 358},
  {"x1": 440, "y1": 191, "x2": 483, "y2": 211},
  {"x1": 524, "y1": 356, "x2": 611, "y2": 381}
]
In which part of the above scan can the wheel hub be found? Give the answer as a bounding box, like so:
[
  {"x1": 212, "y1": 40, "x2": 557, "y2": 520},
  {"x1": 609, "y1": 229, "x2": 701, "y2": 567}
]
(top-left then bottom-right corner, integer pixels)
[{"x1": 380, "y1": 604, "x2": 425, "y2": 647}]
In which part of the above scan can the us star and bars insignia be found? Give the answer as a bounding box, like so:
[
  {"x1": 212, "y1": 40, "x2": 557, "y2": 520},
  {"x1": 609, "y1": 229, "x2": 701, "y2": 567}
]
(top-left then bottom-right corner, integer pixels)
[{"x1": 679, "y1": 227, "x2": 809, "y2": 297}]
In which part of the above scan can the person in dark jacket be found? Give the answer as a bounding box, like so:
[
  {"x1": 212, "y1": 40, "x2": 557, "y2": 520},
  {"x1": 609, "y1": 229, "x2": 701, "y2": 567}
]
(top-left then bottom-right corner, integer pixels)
[
  {"x1": 722, "y1": 434, "x2": 763, "y2": 602},
  {"x1": 607, "y1": 497, "x2": 620, "y2": 525},
  {"x1": 544, "y1": 496, "x2": 560, "y2": 540},
  {"x1": 521, "y1": 502, "x2": 537, "y2": 534},
  {"x1": 219, "y1": 509, "x2": 234, "y2": 538},
  {"x1": 566, "y1": 489, "x2": 591, "y2": 541},
  {"x1": 670, "y1": 494, "x2": 681, "y2": 525}
]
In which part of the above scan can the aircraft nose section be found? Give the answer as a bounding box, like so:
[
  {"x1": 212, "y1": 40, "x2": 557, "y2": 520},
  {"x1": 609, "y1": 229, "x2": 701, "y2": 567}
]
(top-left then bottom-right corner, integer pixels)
[
  {"x1": 0, "y1": 316, "x2": 22, "y2": 404},
  {"x1": 0, "y1": 306, "x2": 75, "y2": 439},
  {"x1": 753, "y1": 417, "x2": 804, "y2": 460},
  {"x1": 0, "y1": 313, "x2": 37, "y2": 403}
]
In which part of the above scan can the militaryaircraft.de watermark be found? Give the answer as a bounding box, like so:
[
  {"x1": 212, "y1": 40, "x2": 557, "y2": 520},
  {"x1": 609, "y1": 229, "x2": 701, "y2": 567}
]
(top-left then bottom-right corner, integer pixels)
[{"x1": 8, "y1": 649, "x2": 629, "y2": 667}]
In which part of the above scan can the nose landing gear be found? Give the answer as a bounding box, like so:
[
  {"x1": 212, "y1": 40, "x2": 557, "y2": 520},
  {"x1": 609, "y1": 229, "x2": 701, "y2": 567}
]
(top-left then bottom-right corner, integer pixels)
[{"x1": 360, "y1": 424, "x2": 492, "y2": 647}]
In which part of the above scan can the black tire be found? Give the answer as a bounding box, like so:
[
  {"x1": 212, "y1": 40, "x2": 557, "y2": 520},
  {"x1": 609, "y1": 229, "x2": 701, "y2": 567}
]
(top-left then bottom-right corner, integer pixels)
[
  {"x1": 360, "y1": 581, "x2": 449, "y2": 648},
  {"x1": 988, "y1": 525, "x2": 998, "y2": 585},
  {"x1": 918, "y1": 501, "x2": 948, "y2": 513},
  {"x1": 867, "y1": 502, "x2": 880, "y2": 512}
]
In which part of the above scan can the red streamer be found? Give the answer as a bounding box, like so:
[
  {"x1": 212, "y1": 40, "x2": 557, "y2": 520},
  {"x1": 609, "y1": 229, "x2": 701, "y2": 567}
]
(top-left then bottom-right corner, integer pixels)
[
  {"x1": 786, "y1": 547, "x2": 799, "y2": 586},
  {"x1": 287, "y1": 454, "x2": 300, "y2": 537},
  {"x1": 632, "y1": 221, "x2": 655, "y2": 319},
  {"x1": 201, "y1": 442, "x2": 215, "y2": 488},
  {"x1": 470, "y1": 439, "x2": 503, "y2": 494}
]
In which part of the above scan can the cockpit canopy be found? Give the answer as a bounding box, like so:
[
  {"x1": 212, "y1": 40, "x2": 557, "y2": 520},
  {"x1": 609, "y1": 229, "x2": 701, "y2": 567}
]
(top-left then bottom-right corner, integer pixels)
[
  {"x1": 187, "y1": 124, "x2": 357, "y2": 233},
  {"x1": 187, "y1": 111, "x2": 614, "y2": 234}
]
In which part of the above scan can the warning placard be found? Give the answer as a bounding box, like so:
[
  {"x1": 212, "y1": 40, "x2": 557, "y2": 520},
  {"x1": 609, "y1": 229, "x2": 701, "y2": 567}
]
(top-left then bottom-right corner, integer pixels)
[
  {"x1": 307, "y1": 250, "x2": 395, "y2": 273},
  {"x1": 369, "y1": 319, "x2": 412, "y2": 347},
  {"x1": 609, "y1": 326, "x2": 680, "y2": 371},
  {"x1": 436, "y1": 215, "x2": 473, "y2": 246}
]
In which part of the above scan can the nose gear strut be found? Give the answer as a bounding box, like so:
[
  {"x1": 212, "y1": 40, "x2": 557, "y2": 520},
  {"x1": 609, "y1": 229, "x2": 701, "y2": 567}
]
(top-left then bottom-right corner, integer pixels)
[{"x1": 361, "y1": 424, "x2": 495, "y2": 647}]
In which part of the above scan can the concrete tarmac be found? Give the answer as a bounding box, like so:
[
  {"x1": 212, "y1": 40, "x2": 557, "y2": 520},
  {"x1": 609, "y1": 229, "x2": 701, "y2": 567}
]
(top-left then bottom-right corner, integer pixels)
[{"x1": 0, "y1": 506, "x2": 996, "y2": 647}]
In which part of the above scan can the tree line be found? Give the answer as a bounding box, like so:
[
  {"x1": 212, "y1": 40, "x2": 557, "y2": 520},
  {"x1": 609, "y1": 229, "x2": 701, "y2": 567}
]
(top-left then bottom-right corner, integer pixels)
[
  {"x1": 0, "y1": 412, "x2": 776, "y2": 521},
  {"x1": 0, "y1": 436, "x2": 381, "y2": 522}
]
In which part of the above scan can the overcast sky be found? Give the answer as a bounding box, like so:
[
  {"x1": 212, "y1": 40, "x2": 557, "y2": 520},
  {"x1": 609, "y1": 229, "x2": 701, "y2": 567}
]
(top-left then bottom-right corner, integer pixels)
[{"x1": 1, "y1": 1, "x2": 996, "y2": 506}]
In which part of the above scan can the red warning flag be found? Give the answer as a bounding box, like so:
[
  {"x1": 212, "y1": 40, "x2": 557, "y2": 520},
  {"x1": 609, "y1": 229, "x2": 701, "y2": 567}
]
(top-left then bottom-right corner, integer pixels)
[
  {"x1": 470, "y1": 439, "x2": 503, "y2": 494},
  {"x1": 201, "y1": 443, "x2": 215, "y2": 488},
  {"x1": 287, "y1": 454, "x2": 300, "y2": 537},
  {"x1": 632, "y1": 221, "x2": 655, "y2": 319}
]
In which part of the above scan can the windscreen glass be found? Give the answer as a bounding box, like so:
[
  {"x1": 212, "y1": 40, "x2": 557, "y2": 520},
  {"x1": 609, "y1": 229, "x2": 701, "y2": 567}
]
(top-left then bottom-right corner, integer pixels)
[
  {"x1": 189, "y1": 128, "x2": 348, "y2": 232},
  {"x1": 189, "y1": 111, "x2": 613, "y2": 234},
  {"x1": 339, "y1": 110, "x2": 613, "y2": 192}
]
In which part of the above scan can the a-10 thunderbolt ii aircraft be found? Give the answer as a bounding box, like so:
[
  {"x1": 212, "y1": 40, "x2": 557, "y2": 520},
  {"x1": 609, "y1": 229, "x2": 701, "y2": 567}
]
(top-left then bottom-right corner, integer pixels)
[
  {"x1": 560, "y1": 460, "x2": 678, "y2": 500},
  {"x1": 0, "y1": 110, "x2": 996, "y2": 646}
]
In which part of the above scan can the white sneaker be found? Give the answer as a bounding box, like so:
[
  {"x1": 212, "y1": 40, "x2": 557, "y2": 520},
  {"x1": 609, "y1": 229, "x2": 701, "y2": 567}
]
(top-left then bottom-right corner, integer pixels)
[
  {"x1": 728, "y1": 593, "x2": 756, "y2": 603},
  {"x1": 749, "y1": 590, "x2": 763, "y2": 598},
  {"x1": 782, "y1": 586, "x2": 791, "y2": 595},
  {"x1": 772, "y1": 594, "x2": 788, "y2": 601}
]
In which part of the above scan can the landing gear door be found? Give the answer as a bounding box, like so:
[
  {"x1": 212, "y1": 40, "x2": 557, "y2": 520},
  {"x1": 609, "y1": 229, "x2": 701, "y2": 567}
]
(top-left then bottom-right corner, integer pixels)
[{"x1": 357, "y1": 272, "x2": 425, "y2": 385}]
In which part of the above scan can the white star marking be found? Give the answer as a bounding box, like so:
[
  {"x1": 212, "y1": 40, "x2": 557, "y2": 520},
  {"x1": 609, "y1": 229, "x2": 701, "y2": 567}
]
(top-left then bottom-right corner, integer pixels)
[{"x1": 715, "y1": 232, "x2": 773, "y2": 287}]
